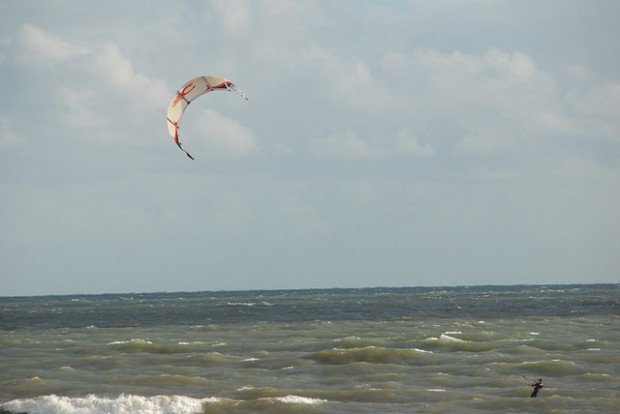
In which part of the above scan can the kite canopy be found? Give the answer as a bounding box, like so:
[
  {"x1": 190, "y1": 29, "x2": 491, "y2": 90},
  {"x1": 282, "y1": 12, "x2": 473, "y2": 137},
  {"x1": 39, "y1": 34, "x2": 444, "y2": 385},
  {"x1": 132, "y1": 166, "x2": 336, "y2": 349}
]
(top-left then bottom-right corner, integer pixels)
[{"x1": 166, "y1": 75, "x2": 247, "y2": 160}]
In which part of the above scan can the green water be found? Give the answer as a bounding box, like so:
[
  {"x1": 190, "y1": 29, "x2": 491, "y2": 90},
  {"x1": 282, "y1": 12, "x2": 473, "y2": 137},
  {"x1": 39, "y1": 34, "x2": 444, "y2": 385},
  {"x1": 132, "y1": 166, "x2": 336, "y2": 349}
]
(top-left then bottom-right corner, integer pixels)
[{"x1": 1, "y1": 285, "x2": 619, "y2": 413}]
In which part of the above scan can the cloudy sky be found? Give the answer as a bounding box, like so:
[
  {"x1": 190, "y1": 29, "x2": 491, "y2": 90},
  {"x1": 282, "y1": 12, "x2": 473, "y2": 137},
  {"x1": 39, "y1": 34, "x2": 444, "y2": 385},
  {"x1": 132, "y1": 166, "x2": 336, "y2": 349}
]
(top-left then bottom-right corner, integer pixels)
[{"x1": 1, "y1": 1, "x2": 618, "y2": 296}]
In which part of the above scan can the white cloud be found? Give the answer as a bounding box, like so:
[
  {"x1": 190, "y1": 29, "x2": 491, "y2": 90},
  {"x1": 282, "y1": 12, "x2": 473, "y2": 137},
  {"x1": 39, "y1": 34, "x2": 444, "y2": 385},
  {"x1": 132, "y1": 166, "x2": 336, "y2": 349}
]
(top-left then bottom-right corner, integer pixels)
[
  {"x1": 567, "y1": 82, "x2": 620, "y2": 142},
  {"x1": 188, "y1": 108, "x2": 259, "y2": 158},
  {"x1": 55, "y1": 87, "x2": 105, "y2": 128},
  {"x1": 537, "y1": 112, "x2": 576, "y2": 136},
  {"x1": 380, "y1": 48, "x2": 571, "y2": 155},
  {"x1": 2, "y1": 2, "x2": 620, "y2": 294},
  {"x1": 93, "y1": 42, "x2": 169, "y2": 109},
  {"x1": 14, "y1": 24, "x2": 88, "y2": 64},
  {"x1": 207, "y1": 0, "x2": 251, "y2": 34},
  {"x1": 467, "y1": 166, "x2": 518, "y2": 181},
  {"x1": 0, "y1": 116, "x2": 20, "y2": 147},
  {"x1": 12, "y1": 25, "x2": 168, "y2": 109},
  {"x1": 393, "y1": 129, "x2": 435, "y2": 157},
  {"x1": 457, "y1": 124, "x2": 516, "y2": 156},
  {"x1": 5, "y1": 25, "x2": 171, "y2": 149},
  {"x1": 312, "y1": 130, "x2": 435, "y2": 159},
  {"x1": 382, "y1": 48, "x2": 556, "y2": 114},
  {"x1": 311, "y1": 131, "x2": 382, "y2": 159},
  {"x1": 277, "y1": 194, "x2": 329, "y2": 236}
]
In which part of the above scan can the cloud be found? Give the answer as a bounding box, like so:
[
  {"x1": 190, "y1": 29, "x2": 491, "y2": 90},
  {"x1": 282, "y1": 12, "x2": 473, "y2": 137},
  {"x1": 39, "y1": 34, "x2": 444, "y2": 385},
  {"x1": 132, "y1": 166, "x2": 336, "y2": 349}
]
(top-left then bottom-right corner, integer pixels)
[
  {"x1": 14, "y1": 24, "x2": 88, "y2": 64},
  {"x1": 11, "y1": 25, "x2": 168, "y2": 110},
  {"x1": 0, "y1": 116, "x2": 20, "y2": 147},
  {"x1": 311, "y1": 130, "x2": 435, "y2": 159},
  {"x1": 379, "y1": 48, "x2": 574, "y2": 157},
  {"x1": 382, "y1": 48, "x2": 556, "y2": 116},
  {"x1": 567, "y1": 82, "x2": 620, "y2": 142},
  {"x1": 207, "y1": 0, "x2": 251, "y2": 34},
  {"x1": 311, "y1": 131, "x2": 382, "y2": 159},
  {"x1": 93, "y1": 42, "x2": 169, "y2": 110},
  {"x1": 537, "y1": 112, "x2": 576, "y2": 136},
  {"x1": 393, "y1": 129, "x2": 435, "y2": 157},
  {"x1": 54, "y1": 87, "x2": 105, "y2": 128},
  {"x1": 277, "y1": 193, "x2": 329, "y2": 236},
  {"x1": 6, "y1": 25, "x2": 170, "y2": 149},
  {"x1": 188, "y1": 108, "x2": 259, "y2": 158}
]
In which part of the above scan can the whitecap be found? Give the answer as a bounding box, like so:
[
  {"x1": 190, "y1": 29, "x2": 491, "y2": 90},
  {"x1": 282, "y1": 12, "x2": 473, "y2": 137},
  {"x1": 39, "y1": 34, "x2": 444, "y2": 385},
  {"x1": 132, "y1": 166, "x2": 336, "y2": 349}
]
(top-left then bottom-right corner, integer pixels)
[
  {"x1": 108, "y1": 338, "x2": 152, "y2": 345},
  {"x1": 237, "y1": 385, "x2": 255, "y2": 391},
  {"x1": 439, "y1": 333, "x2": 466, "y2": 343},
  {"x1": 268, "y1": 395, "x2": 326, "y2": 405},
  {"x1": 427, "y1": 388, "x2": 446, "y2": 392},
  {"x1": 334, "y1": 336, "x2": 362, "y2": 342},
  {"x1": 2, "y1": 394, "x2": 211, "y2": 414}
]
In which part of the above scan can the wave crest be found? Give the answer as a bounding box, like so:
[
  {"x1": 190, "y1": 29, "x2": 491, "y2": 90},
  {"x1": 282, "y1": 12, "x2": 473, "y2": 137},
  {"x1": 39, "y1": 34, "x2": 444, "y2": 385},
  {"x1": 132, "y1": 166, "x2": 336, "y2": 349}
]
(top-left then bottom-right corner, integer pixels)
[
  {"x1": 308, "y1": 346, "x2": 434, "y2": 365},
  {"x1": 107, "y1": 338, "x2": 202, "y2": 354},
  {"x1": 1, "y1": 394, "x2": 208, "y2": 414}
]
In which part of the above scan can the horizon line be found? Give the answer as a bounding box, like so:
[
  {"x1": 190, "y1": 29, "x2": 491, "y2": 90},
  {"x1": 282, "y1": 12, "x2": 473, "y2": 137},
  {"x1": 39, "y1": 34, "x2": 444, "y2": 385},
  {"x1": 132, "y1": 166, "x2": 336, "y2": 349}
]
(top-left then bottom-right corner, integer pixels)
[{"x1": 2, "y1": 282, "x2": 617, "y2": 299}]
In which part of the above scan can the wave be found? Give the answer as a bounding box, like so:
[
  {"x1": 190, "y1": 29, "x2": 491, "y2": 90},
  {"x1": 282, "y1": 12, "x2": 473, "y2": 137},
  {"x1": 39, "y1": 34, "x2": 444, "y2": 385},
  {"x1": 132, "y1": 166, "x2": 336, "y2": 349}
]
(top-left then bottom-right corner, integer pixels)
[
  {"x1": 224, "y1": 302, "x2": 274, "y2": 307},
  {"x1": 0, "y1": 393, "x2": 328, "y2": 414},
  {"x1": 438, "y1": 333, "x2": 465, "y2": 342},
  {"x1": 307, "y1": 346, "x2": 434, "y2": 365},
  {"x1": 332, "y1": 336, "x2": 386, "y2": 348},
  {"x1": 576, "y1": 372, "x2": 616, "y2": 383},
  {"x1": 107, "y1": 338, "x2": 203, "y2": 354},
  {"x1": 422, "y1": 333, "x2": 497, "y2": 352},
  {"x1": 199, "y1": 394, "x2": 326, "y2": 413},
  {"x1": 520, "y1": 359, "x2": 584, "y2": 375},
  {"x1": 187, "y1": 351, "x2": 238, "y2": 364},
  {"x1": 1, "y1": 394, "x2": 210, "y2": 414}
]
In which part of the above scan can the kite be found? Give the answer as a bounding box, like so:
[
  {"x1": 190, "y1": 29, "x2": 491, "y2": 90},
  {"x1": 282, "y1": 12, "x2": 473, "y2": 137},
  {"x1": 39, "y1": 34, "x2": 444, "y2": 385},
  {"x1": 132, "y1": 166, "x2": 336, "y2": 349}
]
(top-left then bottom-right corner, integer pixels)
[{"x1": 166, "y1": 75, "x2": 247, "y2": 160}]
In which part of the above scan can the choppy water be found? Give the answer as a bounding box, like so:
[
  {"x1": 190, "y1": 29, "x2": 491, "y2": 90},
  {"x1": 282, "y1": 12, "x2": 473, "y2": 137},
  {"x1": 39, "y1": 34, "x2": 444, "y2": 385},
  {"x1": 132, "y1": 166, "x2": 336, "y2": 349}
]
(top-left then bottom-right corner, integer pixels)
[{"x1": 1, "y1": 285, "x2": 618, "y2": 413}]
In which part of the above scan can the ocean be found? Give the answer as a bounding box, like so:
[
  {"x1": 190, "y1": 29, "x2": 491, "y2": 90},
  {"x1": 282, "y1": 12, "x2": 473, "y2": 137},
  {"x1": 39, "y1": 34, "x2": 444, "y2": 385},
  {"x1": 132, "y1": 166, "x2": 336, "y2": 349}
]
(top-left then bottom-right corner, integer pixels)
[{"x1": 1, "y1": 284, "x2": 618, "y2": 413}]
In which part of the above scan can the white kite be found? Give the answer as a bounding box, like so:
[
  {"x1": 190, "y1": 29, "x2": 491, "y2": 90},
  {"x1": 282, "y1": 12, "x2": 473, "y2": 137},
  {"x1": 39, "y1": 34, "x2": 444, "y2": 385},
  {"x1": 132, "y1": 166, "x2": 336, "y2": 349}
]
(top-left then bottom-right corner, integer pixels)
[{"x1": 166, "y1": 75, "x2": 247, "y2": 160}]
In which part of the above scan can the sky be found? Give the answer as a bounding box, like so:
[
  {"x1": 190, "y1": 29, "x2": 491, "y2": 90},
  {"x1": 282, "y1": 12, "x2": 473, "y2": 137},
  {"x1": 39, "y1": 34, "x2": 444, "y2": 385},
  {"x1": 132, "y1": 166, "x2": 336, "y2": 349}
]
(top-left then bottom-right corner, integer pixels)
[{"x1": 1, "y1": 1, "x2": 619, "y2": 296}]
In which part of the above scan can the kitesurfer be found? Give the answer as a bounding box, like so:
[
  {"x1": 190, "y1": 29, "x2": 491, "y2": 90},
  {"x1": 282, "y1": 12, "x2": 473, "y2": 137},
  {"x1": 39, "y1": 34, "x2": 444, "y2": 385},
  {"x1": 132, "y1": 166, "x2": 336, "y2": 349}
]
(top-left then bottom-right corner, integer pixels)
[{"x1": 530, "y1": 378, "x2": 543, "y2": 398}]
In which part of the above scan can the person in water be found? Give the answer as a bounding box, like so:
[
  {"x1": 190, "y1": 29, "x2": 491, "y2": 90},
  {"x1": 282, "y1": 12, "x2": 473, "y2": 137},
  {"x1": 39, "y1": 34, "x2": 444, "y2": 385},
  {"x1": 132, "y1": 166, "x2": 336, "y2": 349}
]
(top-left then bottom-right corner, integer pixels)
[{"x1": 530, "y1": 378, "x2": 543, "y2": 397}]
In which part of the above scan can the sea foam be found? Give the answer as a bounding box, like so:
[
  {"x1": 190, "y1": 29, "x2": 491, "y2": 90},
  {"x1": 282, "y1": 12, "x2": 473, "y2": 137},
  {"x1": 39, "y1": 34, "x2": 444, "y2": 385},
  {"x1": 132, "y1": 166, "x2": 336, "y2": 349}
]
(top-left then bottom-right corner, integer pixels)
[{"x1": 1, "y1": 394, "x2": 212, "y2": 414}]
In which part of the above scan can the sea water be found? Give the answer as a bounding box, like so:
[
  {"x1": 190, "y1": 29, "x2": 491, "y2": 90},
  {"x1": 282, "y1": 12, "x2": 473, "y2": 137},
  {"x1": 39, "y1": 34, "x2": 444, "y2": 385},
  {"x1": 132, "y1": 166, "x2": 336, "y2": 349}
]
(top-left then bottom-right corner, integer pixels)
[{"x1": 1, "y1": 285, "x2": 618, "y2": 413}]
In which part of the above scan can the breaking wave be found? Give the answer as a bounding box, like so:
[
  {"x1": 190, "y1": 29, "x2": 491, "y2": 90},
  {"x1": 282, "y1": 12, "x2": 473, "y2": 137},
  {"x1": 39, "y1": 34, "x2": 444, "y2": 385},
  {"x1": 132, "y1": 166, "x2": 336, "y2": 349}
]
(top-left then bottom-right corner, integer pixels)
[
  {"x1": 107, "y1": 338, "x2": 204, "y2": 354},
  {"x1": 1, "y1": 394, "x2": 326, "y2": 414},
  {"x1": 1, "y1": 394, "x2": 210, "y2": 414},
  {"x1": 308, "y1": 346, "x2": 434, "y2": 365},
  {"x1": 422, "y1": 333, "x2": 497, "y2": 352}
]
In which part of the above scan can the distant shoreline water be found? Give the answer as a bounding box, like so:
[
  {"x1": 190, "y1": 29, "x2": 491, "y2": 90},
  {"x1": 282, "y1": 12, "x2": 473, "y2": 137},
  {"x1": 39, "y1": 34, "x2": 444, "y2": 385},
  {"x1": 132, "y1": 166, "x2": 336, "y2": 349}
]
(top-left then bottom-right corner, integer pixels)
[
  {"x1": 1, "y1": 284, "x2": 618, "y2": 413},
  {"x1": 3, "y1": 282, "x2": 618, "y2": 299}
]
